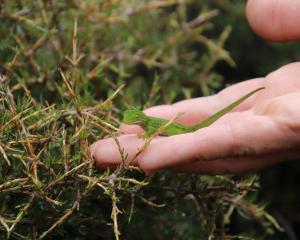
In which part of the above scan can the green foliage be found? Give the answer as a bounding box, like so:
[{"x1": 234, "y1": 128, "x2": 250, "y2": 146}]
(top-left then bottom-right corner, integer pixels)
[{"x1": 0, "y1": 1, "x2": 285, "y2": 239}]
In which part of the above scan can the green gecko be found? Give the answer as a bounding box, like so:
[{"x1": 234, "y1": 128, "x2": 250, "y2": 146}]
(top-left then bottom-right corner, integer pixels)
[{"x1": 123, "y1": 87, "x2": 264, "y2": 137}]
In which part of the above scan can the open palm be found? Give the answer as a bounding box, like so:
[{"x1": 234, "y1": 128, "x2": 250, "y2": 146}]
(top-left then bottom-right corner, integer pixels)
[{"x1": 91, "y1": 63, "x2": 300, "y2": 174}]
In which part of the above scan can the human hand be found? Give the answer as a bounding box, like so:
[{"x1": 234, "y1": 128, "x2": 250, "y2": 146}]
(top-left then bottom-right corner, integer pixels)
[
  {"x1": 91, "y1": 0, "x2": 300, "y2": 174},
  {"x1": 91, "y1": 63, "x2": 300, "y2": 174}
]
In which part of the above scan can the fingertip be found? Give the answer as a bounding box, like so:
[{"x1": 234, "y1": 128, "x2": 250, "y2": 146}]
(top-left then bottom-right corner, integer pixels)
[
  {"x1": 91, "y1": 135, "x2": 145, "y2": 168},
  {"x1": 247, "y1": 0, "x2": 300, "y2": 41},
  {"x1": 91, "y1": 138, "x2": 121, "y2": 167}
]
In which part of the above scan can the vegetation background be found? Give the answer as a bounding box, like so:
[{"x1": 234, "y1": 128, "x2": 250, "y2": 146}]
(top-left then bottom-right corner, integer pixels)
[{"x1": 0, "y1": 0, "x2": 299, "y2": 239}]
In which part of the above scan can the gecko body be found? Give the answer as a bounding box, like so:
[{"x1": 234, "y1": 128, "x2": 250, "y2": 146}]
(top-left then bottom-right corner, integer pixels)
[{"x1": 123, "y1": 87, "x2": 264, "y2": 137}]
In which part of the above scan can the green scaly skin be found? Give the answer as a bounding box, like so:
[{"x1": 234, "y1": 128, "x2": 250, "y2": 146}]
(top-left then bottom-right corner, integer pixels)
[{"x1": 123, "y1": 87, "x2": 264, "y2": 137}]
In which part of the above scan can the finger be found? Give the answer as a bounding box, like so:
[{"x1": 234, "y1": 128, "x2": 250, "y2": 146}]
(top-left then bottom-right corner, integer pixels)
[
  {"x1": 91, "y1": 135, "x2": 145, "y2": 167},
  {"x1": 136, "y1": 111, "x2": 300, "y2": 172},
  {"x1": 145, "y1": 79, "x2": 264, "y2": 121},
  {"x1": 92, "y1": 110, "x2": 299, "y2": 173},
  {"x1": 247, "y1": 0, "x2": 300, "y2": 41},
  {"x1": 90, "y1": 132, "x2": 300, "y2": 174},
  {"x1": 120, "y1": 78, "x2": 264, "y2": 134},
  {"x1": 169, "y1": 150, "x2": 300, "y2": 174}
]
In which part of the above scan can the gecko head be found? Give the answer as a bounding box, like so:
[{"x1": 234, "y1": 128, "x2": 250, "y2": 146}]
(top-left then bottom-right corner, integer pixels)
[{"x1": 123, "y1": 108, "x2": 147, "y2": 124}]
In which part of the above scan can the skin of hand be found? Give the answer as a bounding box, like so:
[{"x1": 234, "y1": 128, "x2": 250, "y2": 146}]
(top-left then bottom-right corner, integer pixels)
[{"x1": 91, "y1": 0, "x2": 300, "y2": 174}]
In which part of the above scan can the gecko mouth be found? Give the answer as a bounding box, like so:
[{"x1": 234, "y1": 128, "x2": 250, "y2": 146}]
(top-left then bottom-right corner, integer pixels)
[
  {"x1": 131, "y1": 121, "x2": 143, "y2": 124},
  {"x1": 123, "y1": 120, "x2": 143, "y2": 124}
]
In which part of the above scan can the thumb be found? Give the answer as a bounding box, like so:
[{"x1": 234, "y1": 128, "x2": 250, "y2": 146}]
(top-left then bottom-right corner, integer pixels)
[{"x1": 246, "y1": 0, "x2": 300, "y2": 41}]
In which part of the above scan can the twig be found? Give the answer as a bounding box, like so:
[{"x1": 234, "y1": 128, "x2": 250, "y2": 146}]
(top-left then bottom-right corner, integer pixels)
[
  {"x1": 46, "y1": 160, "x2": 92, "y2": 190},
  {"x1": 7, "y1": 194, "x2": 35, "y2": 238}
]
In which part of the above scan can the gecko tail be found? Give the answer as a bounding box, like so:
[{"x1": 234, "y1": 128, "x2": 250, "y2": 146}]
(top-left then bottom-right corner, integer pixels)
[{"x1": 192, "y1": 87, "x2": 265, "y2": 130}]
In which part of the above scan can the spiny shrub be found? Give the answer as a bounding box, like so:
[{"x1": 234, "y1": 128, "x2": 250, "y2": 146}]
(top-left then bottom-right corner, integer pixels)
[{"x1": 0, "y1": 1, "x2": 281, "y2": 239}]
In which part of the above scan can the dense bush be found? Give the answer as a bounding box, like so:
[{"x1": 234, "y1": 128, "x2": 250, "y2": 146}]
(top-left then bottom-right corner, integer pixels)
[{"x1": 0, "y1": 1, "x2": 294, "y2": 239}]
